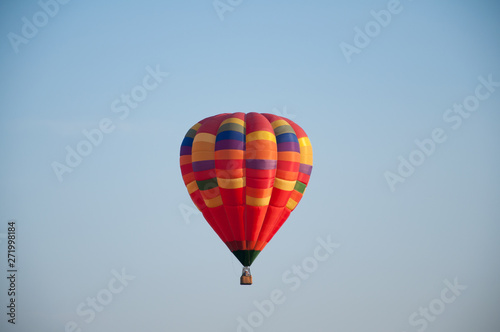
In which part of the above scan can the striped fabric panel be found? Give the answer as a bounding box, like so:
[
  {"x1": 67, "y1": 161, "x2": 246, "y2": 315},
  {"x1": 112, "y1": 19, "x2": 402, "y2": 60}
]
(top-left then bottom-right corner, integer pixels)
[
  {"x1": 191, "y1": 114, "x2": 239, "y2": 251},
  {"x1": 286, "y1": 119, "x2": 313, "y2": 209},
  {"x1": 265, "y1": 118, "x2": 313, "y2": 243},
  {"x1": 180, "y1": 122, "x2": 206, "y2": 209},
  {"x1": 252, "y1": 113, "x2": 302, "y2": 251},
  {"x1": 179, "y1": 119, "x2": 228, "y2": 243},
  {"x1": 215, "y1": 113, "x2": 247, "y2": 250},
  {"x1": 244, "y1": 113, "x2": 277, "y2": 250}
]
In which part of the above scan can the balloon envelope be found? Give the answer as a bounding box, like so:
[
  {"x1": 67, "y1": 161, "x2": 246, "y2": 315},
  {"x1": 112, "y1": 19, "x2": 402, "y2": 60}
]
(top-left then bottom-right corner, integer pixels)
[{"x1": 179, "y1": 113, "x2": 313, "y2": 266}]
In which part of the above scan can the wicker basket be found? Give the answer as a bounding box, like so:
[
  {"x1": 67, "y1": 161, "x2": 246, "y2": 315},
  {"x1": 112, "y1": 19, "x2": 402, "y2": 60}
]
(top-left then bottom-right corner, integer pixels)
[{"x1": 240, "y1": 275, "x2": 253, "y2": 285}]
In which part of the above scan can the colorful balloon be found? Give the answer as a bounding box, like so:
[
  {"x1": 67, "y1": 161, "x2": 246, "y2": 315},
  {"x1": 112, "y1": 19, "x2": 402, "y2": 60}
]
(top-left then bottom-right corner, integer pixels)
[{"x1": 179, "y1": 113, "x2": 313, "y2": 284}]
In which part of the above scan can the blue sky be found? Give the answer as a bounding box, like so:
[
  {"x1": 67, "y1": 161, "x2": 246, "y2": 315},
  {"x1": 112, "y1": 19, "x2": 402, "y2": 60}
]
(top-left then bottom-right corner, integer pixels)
[{"x1": 1, "y1": 0, "x2": 499, "y2": 331}]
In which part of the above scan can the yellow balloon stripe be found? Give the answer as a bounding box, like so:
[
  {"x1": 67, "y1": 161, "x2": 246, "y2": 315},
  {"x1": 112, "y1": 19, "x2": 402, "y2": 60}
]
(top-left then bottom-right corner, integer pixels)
[
  {"x1": 192, "y1": 141, "x2": 214, "y2": 154},
  {"x1": 300, "y1": 146, "x2": 313, "y2": 165},
  {"x1": 246, "y1": 195, "x2": 272, "y2": 207},
  {"x1": 246, "y1": 131, "x2": 276, "y2": 143},
  {"x1": 218, "y1": 177, "x2": 245, "y2": 189},
  {"x1": 205, "y1": 196, "x2": 223, "y2": 208},
  {"x1": 273, "y1": 178, "x2": 296, "y2": 191},
  {"x1": 221, "y1": 117, "x2": 245, "y2": 127},
  {"x1": 298, "y1": 137, "x2": 311, "y2": 147},
  {"x1": 270, "y1": 119, "x2": 290, "y2": 129},
  {"x1": 298, "y1": 137, "x2": 313, "y2": 165},
  {"x1": 186, "y1": 180, "x2": 199, "y2": 194},
  {"x1": 194, "y1": 133, "x2": 216, "y2": 144},
  {"x1": 286, "y1": 198, "x2": 298, "y2": 210},
  {"x1": 192, "y1": 151, "x2": 215, "y2": 162}
]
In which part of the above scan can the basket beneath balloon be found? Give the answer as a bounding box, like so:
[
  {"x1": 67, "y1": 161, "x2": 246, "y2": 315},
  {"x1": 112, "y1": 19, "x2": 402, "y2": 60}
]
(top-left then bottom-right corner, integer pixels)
[
  {"x1": 240, "y1": 266, "x2": 252, "y2": 285},
  {"x1": 240, "y1": 275, "x2": 252, "y2": 285}
]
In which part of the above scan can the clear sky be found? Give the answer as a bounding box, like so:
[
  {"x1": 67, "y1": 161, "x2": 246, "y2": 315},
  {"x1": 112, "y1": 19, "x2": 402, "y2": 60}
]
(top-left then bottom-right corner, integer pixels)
[{"x1": 1, "y1": 1, "x2": 499, "y2": 331}]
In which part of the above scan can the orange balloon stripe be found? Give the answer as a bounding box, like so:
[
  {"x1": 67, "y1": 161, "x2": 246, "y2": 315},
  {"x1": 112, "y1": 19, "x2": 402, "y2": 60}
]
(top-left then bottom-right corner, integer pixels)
[
  {"x1": 277, "y1": 151, "x2": 301, "y2": 162},
  {"x1": 179, "y1": 155, "x2": 192, "y2": 166},
  {"x1": 191, "y1": 141, "x2": 215, "y2": 154},
  {"x1": 246, "y1": 139, "x2": 277, "y2": 150},
  {"x1": 246, "y1": 186, "x2": 273, "y2": 198},
  {"x1": 191, "y1": 151, "x2": 215, "y2": 162},
  {"x1": 214, "y1": 149, "x2": 245, "y2": 160},
  {"x1": 290, "y1": 190, "x2": 304, "y2": 202},
  {"x1": 275, "y1": 169, "x2": 300, "y2": 181},
  {"x1": 246, "y1": 147, "x2": 277, "y2": 160}
]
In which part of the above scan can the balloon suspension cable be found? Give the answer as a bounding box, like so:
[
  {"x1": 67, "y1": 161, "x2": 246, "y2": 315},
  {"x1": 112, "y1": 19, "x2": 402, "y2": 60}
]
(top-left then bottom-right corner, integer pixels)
[{"x1": 240, "y1": 266, "x2": 253, "y2": 285}]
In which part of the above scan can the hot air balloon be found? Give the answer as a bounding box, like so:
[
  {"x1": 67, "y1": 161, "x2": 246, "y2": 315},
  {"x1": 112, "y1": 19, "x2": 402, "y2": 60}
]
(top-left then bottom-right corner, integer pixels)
[{"x1": 179, "y1": 112, "x2": 313, "y2": 285}]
